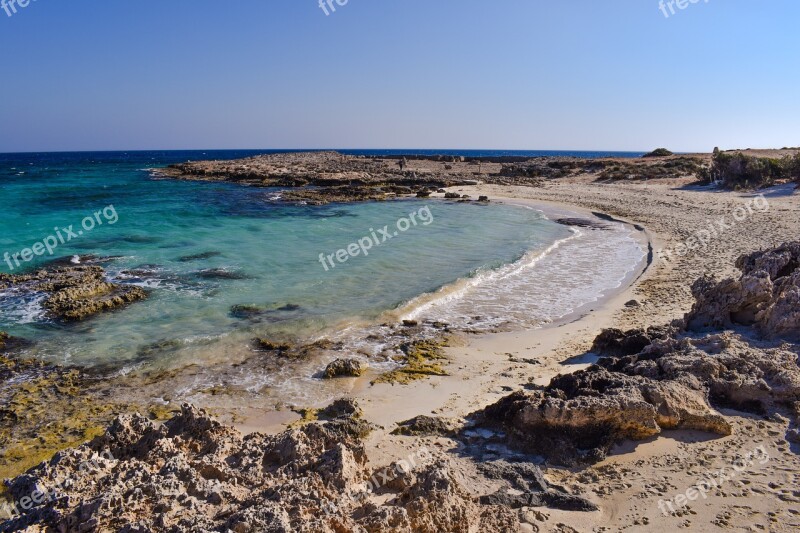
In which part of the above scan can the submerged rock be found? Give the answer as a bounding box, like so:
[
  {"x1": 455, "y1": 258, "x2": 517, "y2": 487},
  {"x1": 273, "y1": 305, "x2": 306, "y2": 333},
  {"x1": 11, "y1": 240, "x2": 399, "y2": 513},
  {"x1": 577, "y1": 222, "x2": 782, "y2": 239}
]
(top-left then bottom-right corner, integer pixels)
[
  {"x1": 554, "y1": 217, "x2": 610, "y2": 230},
  {"x1": 229, "y1": 304, "x2": 267, "y2": 319},
  {"x1": 231, "y1": 303, "x2": 301, "y2": 320},
  {"x1": 0, "y1": 331, "x2": 26, "y2": 355},
  {"x1": 253, "y1": 337, "x2": 292, "y2": 353},
  {"x1": 196, "y1": 267, "x2": 250, "y2": 280},
  {"x1": 254, "y1": 338, "x2": 344, "y2": 364},
  {"x1": 177, "y1": 250, "x2": 222, "y2": 262}
]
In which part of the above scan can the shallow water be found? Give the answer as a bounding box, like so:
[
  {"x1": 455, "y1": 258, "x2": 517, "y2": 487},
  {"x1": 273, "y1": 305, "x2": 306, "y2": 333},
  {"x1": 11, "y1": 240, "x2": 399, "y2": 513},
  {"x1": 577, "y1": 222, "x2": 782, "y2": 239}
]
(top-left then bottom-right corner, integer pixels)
[{"x1": 0, "y1": 151, "x2": 610, "y2": 374}]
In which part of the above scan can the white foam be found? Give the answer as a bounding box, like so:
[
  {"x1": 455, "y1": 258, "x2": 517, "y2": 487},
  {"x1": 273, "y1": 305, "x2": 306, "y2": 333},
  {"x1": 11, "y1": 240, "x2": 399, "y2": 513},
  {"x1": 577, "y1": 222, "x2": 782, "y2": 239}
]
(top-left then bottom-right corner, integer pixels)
[
  {"x1": 397, "y1": 219, "x2": 645, "y2": 332},
  {"x1": 0, "y1": 291, "x2": 47, "y2": 324}
]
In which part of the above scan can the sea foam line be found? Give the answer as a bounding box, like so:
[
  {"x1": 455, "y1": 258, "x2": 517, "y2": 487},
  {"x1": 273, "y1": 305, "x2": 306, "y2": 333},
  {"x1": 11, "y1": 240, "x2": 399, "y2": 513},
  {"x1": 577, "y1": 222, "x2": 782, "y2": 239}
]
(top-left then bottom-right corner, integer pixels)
[{"x1": 398, "y1": 227, "x2": 583, "y2": 322}]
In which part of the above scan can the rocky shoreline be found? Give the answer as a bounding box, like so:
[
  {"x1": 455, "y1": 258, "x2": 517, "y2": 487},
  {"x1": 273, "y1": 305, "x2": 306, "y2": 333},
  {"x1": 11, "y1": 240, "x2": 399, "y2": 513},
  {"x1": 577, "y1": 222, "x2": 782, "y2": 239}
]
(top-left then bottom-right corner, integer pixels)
[
  {"x1": 0, "y1": 262, "x2": 146, "y2": 322},
  {"x1": 154, "y1": 150, "x2": 715, "y2": 205},
  {"x1": 478, "y1": 243, "x2": 800, "y2": 466}
]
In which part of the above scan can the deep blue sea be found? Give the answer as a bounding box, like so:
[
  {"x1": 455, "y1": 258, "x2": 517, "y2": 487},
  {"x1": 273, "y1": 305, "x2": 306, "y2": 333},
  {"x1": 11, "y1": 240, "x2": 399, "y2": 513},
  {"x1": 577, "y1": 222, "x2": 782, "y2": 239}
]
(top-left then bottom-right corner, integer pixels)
[{"x1": 0, "y1": 151, "x2": 645, "y2": 400}]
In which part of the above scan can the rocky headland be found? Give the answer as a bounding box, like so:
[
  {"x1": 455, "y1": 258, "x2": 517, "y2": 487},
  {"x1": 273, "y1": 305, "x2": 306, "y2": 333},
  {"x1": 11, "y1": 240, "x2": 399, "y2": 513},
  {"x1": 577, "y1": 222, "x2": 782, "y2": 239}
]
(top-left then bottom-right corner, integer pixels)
[{"x1": 154, "y1": 150, "x2": 724, "y2": 205}]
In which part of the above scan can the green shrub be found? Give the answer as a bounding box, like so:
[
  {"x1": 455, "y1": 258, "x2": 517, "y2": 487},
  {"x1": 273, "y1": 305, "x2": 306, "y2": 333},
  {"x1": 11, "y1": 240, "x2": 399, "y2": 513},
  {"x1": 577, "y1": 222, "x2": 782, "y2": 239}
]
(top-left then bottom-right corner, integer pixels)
[
  {"x1": 642, "y1": 148, "x2": 674, "y2": 158},
  {"x1": 701, "y1": 151, "x2": 797, "y2": 189},
  {"x1": 597, "y1": 157, "x2": 704, "y2": 181}
]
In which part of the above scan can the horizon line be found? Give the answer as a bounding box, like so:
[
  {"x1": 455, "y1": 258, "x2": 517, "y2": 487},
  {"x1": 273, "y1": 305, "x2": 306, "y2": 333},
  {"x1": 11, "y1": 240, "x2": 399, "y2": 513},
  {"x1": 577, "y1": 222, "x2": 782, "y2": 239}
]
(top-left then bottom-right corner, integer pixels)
[{"x1": 0, "y1": 147, "x2": 713, "y2": 156}]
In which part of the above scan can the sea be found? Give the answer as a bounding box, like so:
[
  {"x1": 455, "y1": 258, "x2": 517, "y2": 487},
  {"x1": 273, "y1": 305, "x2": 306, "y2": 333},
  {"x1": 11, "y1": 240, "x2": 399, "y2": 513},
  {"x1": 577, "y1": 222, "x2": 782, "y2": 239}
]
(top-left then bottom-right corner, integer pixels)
[{"x1": 0, "y1": 150, "x2": 646, "y2": 402}]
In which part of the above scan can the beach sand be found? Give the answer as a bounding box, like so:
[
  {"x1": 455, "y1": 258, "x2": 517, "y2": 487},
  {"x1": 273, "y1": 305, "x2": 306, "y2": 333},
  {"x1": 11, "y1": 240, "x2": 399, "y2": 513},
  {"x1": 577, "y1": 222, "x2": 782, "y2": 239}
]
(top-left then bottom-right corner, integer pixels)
[{"x1": 306, "y1": 176, "x2": 800, "y2": 532}]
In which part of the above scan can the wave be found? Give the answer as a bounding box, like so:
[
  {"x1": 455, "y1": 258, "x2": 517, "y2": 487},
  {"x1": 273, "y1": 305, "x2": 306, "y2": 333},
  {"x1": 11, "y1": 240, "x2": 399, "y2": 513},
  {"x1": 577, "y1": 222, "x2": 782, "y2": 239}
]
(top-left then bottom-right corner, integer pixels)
[
  {"x1": 394, "y1": 227, "x2": 583, "y2": 324},
  {"x1": 384, "y1": 215, "x2": 645, "y2": 333}
]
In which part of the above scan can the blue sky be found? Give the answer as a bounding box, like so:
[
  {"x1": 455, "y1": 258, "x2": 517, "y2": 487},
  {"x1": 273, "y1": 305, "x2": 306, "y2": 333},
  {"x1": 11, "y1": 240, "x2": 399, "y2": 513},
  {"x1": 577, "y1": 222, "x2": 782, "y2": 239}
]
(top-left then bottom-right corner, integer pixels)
[{"x1": 1, "y1": 0, "x2": 798, "y2": 152}]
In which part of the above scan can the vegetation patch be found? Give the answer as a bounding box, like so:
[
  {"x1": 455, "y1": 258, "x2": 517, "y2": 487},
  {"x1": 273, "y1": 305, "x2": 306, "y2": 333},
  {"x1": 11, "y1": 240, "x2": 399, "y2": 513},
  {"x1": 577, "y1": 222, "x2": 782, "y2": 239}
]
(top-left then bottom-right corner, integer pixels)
[
  {"x1": 700, "y1": 148, "x2": 800, "y2": 189},
  {"x1": 0, "y1": 357, "x2": 122, "y2": 481},
  {"x1": 372, "y1": 337, "x2": 451, "y2": 385},
  {"x1": 642, "y1": 148, "x2": 674, "y2": 158},
  {"x1": 596, "y1": 157, "x2": 706, "y2": 182}
]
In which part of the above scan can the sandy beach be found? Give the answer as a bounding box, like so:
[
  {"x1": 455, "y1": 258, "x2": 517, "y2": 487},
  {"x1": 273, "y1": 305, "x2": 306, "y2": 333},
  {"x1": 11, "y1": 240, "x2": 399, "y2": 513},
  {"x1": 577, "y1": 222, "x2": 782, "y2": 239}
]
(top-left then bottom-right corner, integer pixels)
[{"x1": 348, "y1": 175, "x2": 800, "y2": 532}]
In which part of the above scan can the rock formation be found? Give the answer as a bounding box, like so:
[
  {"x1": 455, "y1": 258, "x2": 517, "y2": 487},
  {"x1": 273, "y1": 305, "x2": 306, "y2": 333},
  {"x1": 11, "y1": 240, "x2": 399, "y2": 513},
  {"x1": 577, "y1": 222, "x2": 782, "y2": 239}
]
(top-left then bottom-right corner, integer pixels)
[
  {"x1": 323, "y1": 358, "x2": 365, "y2": 379},
  {"x1": 478, "y1": 243, "x2": 800, "y2": 465},
  {"x1": 1, "y1": 404, "x2": 522, "y2": 532},
  {"x1": 0, "y1": 264, "x2": 146, "y2": 321},
  {"x1": 686, "y1": 242, "x2": 800, "y2": 340}
]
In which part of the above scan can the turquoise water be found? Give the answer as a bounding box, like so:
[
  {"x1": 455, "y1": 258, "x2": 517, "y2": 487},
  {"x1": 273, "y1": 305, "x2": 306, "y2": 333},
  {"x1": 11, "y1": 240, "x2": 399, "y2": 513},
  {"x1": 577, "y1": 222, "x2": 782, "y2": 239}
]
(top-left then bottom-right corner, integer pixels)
[{"x1": 0, "y1": 152, "x2": 576, "y2": 371}]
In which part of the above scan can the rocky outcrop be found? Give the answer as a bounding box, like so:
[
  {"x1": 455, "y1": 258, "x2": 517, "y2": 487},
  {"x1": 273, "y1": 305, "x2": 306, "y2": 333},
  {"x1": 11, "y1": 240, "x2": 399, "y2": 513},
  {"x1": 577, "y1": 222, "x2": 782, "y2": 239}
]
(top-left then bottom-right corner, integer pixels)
[
  {"x1": 156, "y1": 151, "x2": 711, "y2": 204},
  {"x1": 590, "y1": 326, "x2": 672, "y2": 356},
  {"x1": 642, "y1": 148, "x2": 674, "y2": 158},
  {"x1": 478, "y1": 243, "x2": 800, "y2": 465},
  {"x1": 481, "y1": 325, "x2": 800, "y2": 465},
  {"x1": 686, "y1": 242, "x2": 800, "y2": 340},
  {"x1": 392, "y1": 415, "x2": 456, "y2": 437},
  {"x1": 603, "y1": 333, "x2": 800, "y2": 414},
  {"x1": 0, "y1": 265, "x2": 146, "y2": 321},
  {"x1": 323, "y1": 358, "x2": 365, "y2": 379},
  {"x1": 482, "y1": 367, "x2": 731, "y2": 465},
  {"x1": 2, "y1": 404, "x2": 521, "y2": 532},
  {"x1": 158, "y1": 151, "x2": 479, "y2": 205}
]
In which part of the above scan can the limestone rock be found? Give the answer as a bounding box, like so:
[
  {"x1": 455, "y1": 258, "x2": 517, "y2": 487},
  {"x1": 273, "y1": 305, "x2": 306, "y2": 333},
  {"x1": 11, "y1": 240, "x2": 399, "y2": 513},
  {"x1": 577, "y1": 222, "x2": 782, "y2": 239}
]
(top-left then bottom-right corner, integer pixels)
[
  {"x1": 591, "y1": 326, "x2": 672, "y2": 357},
  {"x1": 323, "y1": 358, "x2": 365, "y2": 379},
  {"x1": 482, "y1": 367, "x2": 730, "y2": 465},
  {"x1": 0, "y1": 265, "x2": 146, "y2": 321},
  {"x1": 3, "y1": 404, "x2": 521, "y2": 532},
  {"x1": 686, "y1": 242, "x2": 800, "y2": 340}
]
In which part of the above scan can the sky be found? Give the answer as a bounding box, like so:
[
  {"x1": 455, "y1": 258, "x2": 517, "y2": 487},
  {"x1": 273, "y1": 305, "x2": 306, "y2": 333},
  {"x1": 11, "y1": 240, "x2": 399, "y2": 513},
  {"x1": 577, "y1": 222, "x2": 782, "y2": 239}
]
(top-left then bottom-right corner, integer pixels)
[{"x1": 0, "y1": 0, "x2": 798, "y2": 153}]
